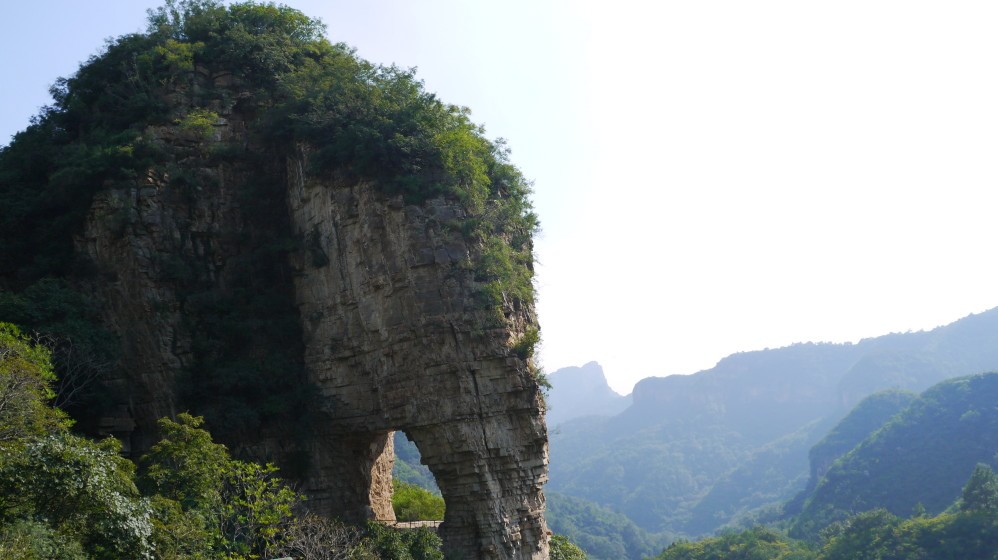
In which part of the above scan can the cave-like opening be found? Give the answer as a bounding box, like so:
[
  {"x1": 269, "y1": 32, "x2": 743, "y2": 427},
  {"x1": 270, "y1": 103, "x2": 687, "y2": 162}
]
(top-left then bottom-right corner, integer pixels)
[{"x1": 391, "y1": 430, "x2": 445, "y2": 527}]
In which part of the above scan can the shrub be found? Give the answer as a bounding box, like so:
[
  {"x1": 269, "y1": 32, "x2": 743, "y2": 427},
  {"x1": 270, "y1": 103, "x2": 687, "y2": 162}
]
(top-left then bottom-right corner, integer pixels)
[{"x1": 392, "y1": 480, "x2": 445, "y2": 522}]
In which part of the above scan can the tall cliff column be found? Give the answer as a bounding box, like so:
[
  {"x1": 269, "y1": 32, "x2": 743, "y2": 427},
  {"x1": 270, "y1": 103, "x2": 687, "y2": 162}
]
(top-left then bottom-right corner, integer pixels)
[{"x1": 287, "y1": 153, "x2": 549, "y2": 559}]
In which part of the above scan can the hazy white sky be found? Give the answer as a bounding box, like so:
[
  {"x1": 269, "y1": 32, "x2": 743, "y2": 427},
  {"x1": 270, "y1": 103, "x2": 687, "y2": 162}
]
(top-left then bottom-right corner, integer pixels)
[{"x1": 3, "y1": 1, "x2": 997, "y2": 394}]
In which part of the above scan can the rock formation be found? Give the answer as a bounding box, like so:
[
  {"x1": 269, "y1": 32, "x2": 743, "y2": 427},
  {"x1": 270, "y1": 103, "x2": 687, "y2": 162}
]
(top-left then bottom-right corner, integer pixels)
[
  {"x1": 546, "y1": 361, "x2": 631, "y2": 427},
  {"x1": 75, "y1": 99, "x2": 549, "y2": 558}
]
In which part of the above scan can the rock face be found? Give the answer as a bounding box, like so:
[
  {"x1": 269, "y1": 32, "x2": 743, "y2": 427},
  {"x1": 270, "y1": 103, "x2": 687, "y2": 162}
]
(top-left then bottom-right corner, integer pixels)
[
  {"x1": 287, "y1": 148, "x2": 549, "y2": 558},
  {"x1": 76, "y1": 112, "x2": 549, "y2": 558}
]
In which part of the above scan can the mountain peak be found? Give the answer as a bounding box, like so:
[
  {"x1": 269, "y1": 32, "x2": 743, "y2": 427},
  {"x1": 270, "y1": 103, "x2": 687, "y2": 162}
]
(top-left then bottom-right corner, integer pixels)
[{"x1": 546, "y1": 362, "x2": 631, "y2": 427}]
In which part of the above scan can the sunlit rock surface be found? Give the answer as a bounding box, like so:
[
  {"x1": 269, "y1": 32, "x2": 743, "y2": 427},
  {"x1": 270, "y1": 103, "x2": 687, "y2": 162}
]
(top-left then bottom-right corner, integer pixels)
[{"x1": 77, "y1": 105, "x2": 549, "y2": 559}]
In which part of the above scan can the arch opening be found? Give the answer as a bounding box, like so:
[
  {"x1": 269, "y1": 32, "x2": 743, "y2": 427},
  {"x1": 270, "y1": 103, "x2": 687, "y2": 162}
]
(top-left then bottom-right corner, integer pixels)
[{"x1": 391, "y1": 430, "x2": 445, "y2": 528}]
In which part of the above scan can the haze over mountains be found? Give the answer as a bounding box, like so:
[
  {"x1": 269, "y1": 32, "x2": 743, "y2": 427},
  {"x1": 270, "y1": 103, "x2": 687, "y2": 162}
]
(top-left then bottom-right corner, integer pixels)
[
  {"x1": 546, "y1": 362, "x2": 630, "y2": 428},
  {"x1": 544, "y1": 307, "x2": 998, "y2": 558}
]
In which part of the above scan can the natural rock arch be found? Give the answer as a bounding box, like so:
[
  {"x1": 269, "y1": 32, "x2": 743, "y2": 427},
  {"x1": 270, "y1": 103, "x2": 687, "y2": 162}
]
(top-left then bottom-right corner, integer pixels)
[
  {"x1": 288, "y1": 160, "x2": 548, "y2": 559},
  {"x1": 78, "y1": 125, "x2": 549, "y2": 558}
]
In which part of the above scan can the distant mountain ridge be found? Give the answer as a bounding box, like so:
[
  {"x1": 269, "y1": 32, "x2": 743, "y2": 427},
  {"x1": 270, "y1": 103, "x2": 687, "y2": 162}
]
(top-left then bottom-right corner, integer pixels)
[
  {"x1": 546, "y1": 361, "x2": 630, "y2": 427},
  {"x1": 549, "y1": 307, "x2": 998, "y2": 543}
]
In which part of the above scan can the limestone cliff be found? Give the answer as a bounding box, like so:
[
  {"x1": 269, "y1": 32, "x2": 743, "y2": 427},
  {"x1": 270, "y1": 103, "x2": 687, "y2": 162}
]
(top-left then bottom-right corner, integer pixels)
[
  {"x1": 287, "y1": 147, "x2": 548, "y2": 555},
  {"x1": 72, "y1": 101, "x2": 548, "y2": 558}
]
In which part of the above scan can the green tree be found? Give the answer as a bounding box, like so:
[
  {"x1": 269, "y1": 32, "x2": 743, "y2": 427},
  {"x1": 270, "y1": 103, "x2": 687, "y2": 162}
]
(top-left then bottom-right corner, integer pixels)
[
  {"x1": 139, "y1": 413, "x2": 301, "y2": 558},
  {"x1": 392, "y1": 480, "x2": 445, "y2": 522},
  {"x1": 0, "y1": 322, "x2": 70, "y2": 441},
  {"x1": 217, "y1": 460, "x2": 300, "y2": 555},
  {"x1": 147, "y1": 494, "x2": 214, "y2": 560},
  {"x1": 0, "y1": 433, "x2": 154, "y2": 559},
  {"x1": 960, "y1": 463, "x2": 998, "y2": 514},
  {"x1": 364, "y1": 522, "x2": 443, "y2": 560},
  {"x1": 140, "y1": 413, "x2": 229, "y2": 510},
  {"x1": 550, "y1": 534, "x2": 588, "y2": 560},
  {"x1": 655, "y1": 527, "x2": 815, "y2": 560},
  {"x1": 819, "y1": 509, "x2": 899, "y2": 560}
]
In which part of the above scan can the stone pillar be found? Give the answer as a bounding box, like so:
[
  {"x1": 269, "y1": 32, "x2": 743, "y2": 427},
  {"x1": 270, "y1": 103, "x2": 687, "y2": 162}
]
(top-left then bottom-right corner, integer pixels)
[{"x1": 409, "y1": 413, "x2": 548, "y2": 560}]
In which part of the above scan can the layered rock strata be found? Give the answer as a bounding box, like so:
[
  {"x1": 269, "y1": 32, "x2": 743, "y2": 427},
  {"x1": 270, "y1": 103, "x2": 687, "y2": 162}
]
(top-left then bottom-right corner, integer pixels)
[
  {"x1": 77, "y1": 115, "x2": 549, "y2": 558},
  {"x1": 287, "y1": 151, "x2": 548, "y2": 558}
]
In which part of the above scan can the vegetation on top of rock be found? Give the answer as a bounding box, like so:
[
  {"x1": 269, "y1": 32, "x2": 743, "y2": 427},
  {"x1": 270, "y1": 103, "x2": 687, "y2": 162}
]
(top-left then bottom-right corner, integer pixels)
[{"x1": 0, "y1": 0, "x2": 538, "y2": 271}]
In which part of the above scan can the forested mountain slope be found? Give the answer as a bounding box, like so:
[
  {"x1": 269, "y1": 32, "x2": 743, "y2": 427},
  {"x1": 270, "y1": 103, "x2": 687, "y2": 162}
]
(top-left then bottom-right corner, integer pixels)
[
  {"x1": 550, "y1": 308, "x2": 998, "y2": 538},
  {"x1": 782, "y1": 388, "x2": 916, "y2": 518},
  {"x1": 545, "y1": 492, "x2": 672, "y2": 560},
  {"x1": 790, "y1": 371, "x2": 998, "y2": 539}
]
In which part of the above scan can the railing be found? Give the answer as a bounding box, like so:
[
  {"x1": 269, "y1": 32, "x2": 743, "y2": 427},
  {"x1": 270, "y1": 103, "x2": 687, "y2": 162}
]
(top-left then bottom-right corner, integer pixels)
[{"x1": 386, "y1": 520, "x2": 443, "y2": 530}]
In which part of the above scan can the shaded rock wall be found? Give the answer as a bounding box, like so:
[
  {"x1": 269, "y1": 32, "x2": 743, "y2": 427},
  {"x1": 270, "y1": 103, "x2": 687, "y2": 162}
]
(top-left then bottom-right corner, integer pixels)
[{"x1": 76, "y1": 115, "x2": 549, "y2": 558}]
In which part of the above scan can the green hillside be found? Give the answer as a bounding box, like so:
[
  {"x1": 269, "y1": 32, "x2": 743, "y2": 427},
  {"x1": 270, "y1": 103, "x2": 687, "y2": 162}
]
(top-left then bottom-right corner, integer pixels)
[
  {"x1": 806, "y1": 389, "x2": 917, "y2": 483},
  {"x1": 550, "y1": 311, "x2": 998, "y2": 538},
  {"x1": 791, "y1": 372, "x2": 998, "y2": 539},
  {"x1": 684, "y1": 417, "x2": 834, "y2": 535},
  {"x1": 546, "y1": 491, "x2": 672, "y2": 560},
  {"x1": 783, "y1": 389, "x2": 916, "y2": 517},
  {"x1": 652, "y1": 465, "x2": 998, "y2": 560}
]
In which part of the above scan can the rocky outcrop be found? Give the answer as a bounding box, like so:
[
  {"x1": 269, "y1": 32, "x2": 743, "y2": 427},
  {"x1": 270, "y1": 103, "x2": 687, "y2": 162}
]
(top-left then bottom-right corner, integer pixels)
[
  {"x1": 287, "y1": 147, "x2": 548, "y2": 558},
  {"x1": 546, "y1": 362, "x2": 630, "y2": 427},
  {"x1": 75, "y1": 112, "x2": 549, "y2": 558}
]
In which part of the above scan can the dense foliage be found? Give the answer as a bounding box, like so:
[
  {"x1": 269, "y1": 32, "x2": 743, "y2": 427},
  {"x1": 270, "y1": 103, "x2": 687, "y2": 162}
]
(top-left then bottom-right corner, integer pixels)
[
  {"x1": 391, "y1": 481, "x2": 445, "y2": 522},
  {"x1": 363, "y1": 522, "x2": 443, "y2": 560},
  {"x1": 0, "y1": 342, "x2": 442, "y2": 559},
  {"x1": 545, "y1": 491, "x2": 671, "y2": 560},
  {"x1": 0, "y1": 325, "x2": 150, "y2": 558},
  {"x1": 654, "y1": 466, "x2": 998, "y2": 560},
  {"x1": 0, "y1": 323, "x2": 72, "y2": 441},
  {"x1": 549, "y1": 534, "x2": 588, "y2": 560},
  {"x1": 655, "y1": 527, "x2": 814, "y2": 560},
  {"x1": 805, "y1": 389, "x2": 916, "y2": 485},
  {"x1": 656, "y1": 511, "x2": 998, "y2": 560}
]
